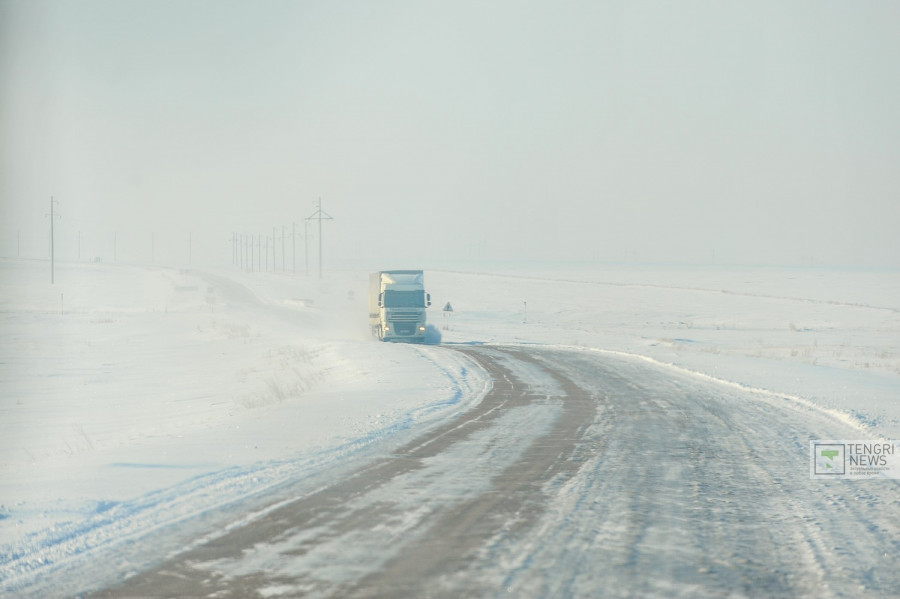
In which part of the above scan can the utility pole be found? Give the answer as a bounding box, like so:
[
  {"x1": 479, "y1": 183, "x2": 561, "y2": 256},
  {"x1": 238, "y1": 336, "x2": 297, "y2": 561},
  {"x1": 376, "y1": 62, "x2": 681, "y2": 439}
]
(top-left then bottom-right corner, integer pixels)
[
  {"x1": 306, "y1": 197, "x2": 333, "y2": 279},
  {"x1": 304, "y1": 219, "x2": 309, "y2": 277},
  {"x1": 50, "y1": 198, "x2": 54, "y2": 282},
  {"x1": 49, "y1": 197, "x2": 57, "y2": 284}
]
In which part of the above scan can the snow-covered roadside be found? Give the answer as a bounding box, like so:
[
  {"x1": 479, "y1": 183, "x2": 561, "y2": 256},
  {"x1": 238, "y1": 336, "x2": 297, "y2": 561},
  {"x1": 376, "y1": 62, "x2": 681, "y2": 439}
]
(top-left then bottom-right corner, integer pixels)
[
  {"x1": 0, "y1": 259, "x2": 488, "y2": 592},
  {"x1": 428, "y1": 265, "x2": 900, "y2": 439}
]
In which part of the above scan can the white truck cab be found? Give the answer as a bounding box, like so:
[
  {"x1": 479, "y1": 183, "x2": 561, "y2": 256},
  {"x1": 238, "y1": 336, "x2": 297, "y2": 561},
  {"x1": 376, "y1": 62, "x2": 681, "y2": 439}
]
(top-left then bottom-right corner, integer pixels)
[{"x1": 369, "y1": 270, "x2": 431, "y2": 342}]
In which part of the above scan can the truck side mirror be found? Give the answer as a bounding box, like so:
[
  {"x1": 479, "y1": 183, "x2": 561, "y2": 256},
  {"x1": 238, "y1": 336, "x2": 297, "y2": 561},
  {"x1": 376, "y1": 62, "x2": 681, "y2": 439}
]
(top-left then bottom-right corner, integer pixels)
[
  {"x1": 426, "y1": 293, "x2": 431, "y2": 307},
  {"x1": 378, "y1": 292, "x2": 384, "y2": 308}
]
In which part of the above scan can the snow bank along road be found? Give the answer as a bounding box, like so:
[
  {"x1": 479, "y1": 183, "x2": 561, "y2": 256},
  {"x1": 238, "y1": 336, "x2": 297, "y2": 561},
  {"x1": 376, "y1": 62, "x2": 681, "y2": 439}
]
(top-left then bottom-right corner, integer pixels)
[{"x1": 92, "y1": 345, "x2": 900, "y2": 598}]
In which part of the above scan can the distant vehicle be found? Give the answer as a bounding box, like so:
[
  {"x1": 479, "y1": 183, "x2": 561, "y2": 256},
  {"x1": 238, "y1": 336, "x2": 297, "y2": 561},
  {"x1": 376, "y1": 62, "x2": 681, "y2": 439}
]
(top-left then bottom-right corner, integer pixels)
[{"x1": 369, "y1": 270, "x2": 432, "y2": 342}]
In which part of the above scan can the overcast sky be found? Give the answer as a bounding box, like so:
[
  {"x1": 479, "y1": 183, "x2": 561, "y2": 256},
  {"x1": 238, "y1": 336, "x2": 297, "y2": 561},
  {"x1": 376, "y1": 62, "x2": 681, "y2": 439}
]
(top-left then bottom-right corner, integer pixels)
[{"x1": 2, "y1": 0, "x2": 898, "y2": 269}]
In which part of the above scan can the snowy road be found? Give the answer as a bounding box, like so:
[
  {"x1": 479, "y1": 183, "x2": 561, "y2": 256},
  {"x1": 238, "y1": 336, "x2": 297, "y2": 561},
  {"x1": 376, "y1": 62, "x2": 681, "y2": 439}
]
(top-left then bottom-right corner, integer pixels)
[{"x1": 91, "y1": 345, "x2": 900, "y2": 598}]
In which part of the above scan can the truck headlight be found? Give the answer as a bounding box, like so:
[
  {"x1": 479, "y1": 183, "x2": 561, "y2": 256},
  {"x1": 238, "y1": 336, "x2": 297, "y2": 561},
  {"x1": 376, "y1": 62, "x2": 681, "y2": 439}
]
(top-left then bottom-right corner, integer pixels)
[{"x1": 418, "y1": 325, "x2": 426, "y2": 332}]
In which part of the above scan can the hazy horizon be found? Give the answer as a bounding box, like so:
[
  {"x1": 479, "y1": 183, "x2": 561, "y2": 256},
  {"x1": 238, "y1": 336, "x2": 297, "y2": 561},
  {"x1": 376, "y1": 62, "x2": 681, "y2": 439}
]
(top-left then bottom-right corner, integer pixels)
[{"x1": 2, "y1": 1, "x2": 898, "y2": 271}]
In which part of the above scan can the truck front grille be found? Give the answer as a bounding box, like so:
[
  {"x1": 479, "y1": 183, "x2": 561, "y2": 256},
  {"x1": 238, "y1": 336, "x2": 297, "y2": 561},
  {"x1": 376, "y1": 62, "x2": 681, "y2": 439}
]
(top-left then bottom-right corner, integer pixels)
[{"x1": 390, "y1": 311, "x2": 420, "y2": 321}]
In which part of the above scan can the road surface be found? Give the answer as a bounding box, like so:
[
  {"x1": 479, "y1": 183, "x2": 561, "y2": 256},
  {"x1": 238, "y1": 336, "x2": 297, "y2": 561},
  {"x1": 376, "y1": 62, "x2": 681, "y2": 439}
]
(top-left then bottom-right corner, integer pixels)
[{"x1": 92, "y1": 345, "x2": 900, "y2": 598}]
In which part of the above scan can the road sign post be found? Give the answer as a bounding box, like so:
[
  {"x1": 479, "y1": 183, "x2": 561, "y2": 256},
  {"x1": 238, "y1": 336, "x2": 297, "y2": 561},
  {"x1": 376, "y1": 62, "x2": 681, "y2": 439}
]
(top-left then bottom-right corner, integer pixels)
[{"x1": 442, "y1": 301, "x2": 453, "y2": 331}]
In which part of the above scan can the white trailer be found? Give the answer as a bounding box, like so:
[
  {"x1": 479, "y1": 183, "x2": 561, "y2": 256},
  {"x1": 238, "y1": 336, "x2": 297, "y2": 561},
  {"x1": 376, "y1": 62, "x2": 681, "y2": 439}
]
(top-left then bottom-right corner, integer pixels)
[{"x1": 369, "y1": 270, "x2": 432, "y2": 342}]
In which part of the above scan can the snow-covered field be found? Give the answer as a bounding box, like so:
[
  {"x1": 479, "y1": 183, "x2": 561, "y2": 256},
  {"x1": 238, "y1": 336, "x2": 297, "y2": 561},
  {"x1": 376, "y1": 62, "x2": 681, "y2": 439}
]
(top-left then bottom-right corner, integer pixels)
[
  {"x1": 431, "y1": 265, "x2": 900, "y2": 436},
  {"x1": 1, "y1": 258, "x2": 898, "y2": 595}
]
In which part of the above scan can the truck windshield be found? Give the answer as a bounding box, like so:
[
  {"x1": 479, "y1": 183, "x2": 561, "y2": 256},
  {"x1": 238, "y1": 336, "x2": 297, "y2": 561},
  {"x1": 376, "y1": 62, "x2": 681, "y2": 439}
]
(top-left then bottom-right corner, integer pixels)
[{"x1": 384, "y1": 290, "x2": 425, "y2": 308}]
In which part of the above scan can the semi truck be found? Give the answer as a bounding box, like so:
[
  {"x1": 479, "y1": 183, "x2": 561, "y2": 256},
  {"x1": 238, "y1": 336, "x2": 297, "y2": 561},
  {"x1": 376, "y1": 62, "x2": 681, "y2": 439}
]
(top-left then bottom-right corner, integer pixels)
[{"x1": 369, "y1": 270, "x2": 432, "y2": 342}]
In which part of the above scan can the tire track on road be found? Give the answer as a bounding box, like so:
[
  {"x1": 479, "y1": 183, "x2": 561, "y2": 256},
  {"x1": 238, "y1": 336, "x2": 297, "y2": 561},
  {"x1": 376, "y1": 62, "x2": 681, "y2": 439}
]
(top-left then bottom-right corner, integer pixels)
[{"x1": 341, "y1": 347, "x2": 595, "y2": 598}]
